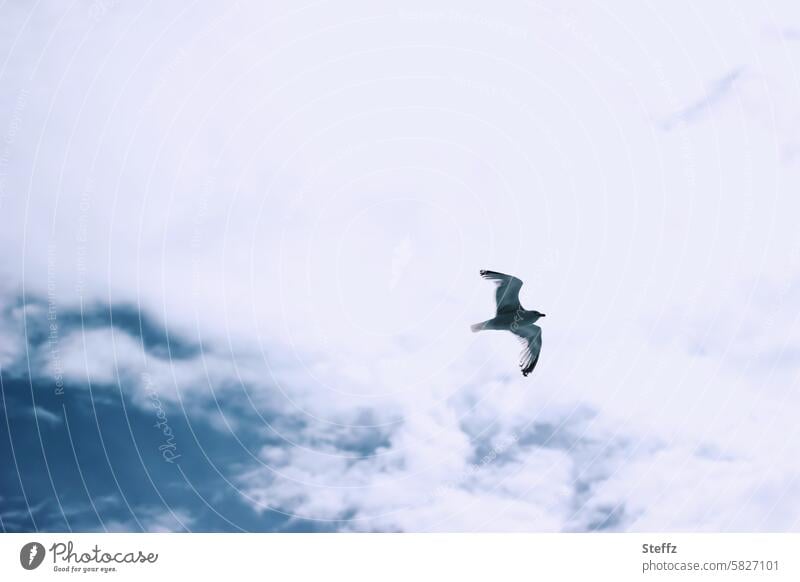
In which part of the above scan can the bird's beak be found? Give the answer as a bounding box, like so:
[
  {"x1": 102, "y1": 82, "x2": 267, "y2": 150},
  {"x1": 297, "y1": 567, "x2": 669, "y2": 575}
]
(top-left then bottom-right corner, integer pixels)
[{"x1": 540, "y1": 313, "x2": 546, "y2": 317}]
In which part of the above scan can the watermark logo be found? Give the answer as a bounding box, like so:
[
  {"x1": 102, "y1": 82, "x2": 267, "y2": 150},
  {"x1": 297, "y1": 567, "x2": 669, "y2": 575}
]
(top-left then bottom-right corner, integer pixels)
[{"x1": 20, "y1": 542, "x2": 46, "y2": 570}]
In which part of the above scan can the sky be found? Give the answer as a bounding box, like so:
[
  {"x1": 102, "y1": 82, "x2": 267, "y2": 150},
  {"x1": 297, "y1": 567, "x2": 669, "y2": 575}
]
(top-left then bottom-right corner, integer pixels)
[{"x1": 1, "y1": 0, "x2": 799, "y2": 532}]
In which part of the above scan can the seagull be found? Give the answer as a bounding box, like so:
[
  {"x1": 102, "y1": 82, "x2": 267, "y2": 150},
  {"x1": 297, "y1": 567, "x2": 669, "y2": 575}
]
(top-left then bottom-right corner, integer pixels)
[{"x1": 471, "y1": 270, "x2": 545, "y2": 377}]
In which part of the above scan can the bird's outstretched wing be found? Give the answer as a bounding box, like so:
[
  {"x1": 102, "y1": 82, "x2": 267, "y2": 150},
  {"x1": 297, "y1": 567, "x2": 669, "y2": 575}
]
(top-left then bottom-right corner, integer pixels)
[
  {"x1": 480, "y1": 269, "x2": 523, "y2": 313},
  {"x1": 511, "y1": 322, "x2": 542, "y2": 377}
]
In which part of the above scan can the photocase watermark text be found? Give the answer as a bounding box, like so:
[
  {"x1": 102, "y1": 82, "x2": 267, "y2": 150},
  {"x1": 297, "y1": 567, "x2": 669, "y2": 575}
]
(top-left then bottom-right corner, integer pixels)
[{"x1": 143, "y1": 373, "x2": 181, "y2": 463}]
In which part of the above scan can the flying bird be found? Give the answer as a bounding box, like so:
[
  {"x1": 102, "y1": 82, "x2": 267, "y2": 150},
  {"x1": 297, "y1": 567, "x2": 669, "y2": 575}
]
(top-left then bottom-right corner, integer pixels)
[{"x1": 471, "y1": 270, "x2": 545, "y2": 377}]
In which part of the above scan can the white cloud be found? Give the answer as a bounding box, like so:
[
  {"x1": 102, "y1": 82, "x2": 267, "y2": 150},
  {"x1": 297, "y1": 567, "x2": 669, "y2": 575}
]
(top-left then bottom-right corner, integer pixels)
[
  {"x1": 591, "y1": 446, "x2": 800, "y2": 531},
  {"x1": 31, "y1": 406, "x2": 62, "y2": 425},
  {"x1": 101, "y1": 505, "x2": 195, "y2": 533},
  {"x1": 1, "y1": 0, "x2": 799, "y2": 531}
]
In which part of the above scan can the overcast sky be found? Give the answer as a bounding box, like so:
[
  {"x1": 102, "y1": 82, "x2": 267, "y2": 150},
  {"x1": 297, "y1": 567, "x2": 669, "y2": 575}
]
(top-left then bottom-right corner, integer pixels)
[{"x1": 1, "y1": 0, "x2": 799, "y2": 532}]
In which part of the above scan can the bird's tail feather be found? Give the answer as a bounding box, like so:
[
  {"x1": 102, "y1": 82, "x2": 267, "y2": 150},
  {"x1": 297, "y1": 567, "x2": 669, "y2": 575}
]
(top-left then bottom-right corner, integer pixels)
[{"x1": 471, "y1": 320, "x2": 491, "y2": 332}]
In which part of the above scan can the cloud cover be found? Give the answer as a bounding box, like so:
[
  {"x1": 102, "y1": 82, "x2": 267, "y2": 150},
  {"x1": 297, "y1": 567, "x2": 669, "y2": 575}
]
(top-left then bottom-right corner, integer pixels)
[{"x1": 1, "y1": 0, "x2": 799, "y2": 531}]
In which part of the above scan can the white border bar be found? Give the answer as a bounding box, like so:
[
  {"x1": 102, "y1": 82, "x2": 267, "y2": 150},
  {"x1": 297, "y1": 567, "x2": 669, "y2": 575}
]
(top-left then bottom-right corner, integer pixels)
[{"x1": 1, "y1": 533, "x2": 798, "y2": 581}]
